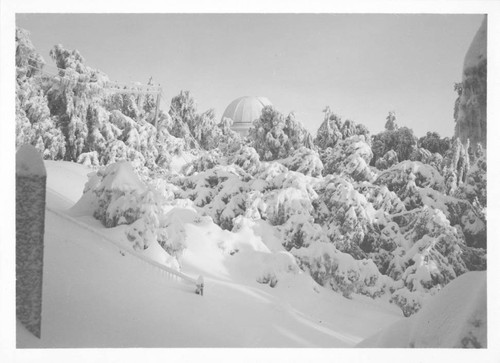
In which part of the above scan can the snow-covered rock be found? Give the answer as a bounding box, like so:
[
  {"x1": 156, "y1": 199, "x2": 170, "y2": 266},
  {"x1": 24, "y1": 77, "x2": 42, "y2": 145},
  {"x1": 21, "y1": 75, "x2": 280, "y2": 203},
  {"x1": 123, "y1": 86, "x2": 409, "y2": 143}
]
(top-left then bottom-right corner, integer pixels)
[{"x1": 455, "y1": 16, "x2": 487, "y2": 148}]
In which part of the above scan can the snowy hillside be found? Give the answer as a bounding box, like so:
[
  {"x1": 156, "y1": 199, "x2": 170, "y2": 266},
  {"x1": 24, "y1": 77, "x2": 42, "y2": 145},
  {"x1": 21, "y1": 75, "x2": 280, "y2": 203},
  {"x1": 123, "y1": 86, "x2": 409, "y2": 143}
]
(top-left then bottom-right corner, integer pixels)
[
  {"x1": 17, "y1": 161, "x2": 403, "y2": 348},
  {"x1": 357, "y1": 271, "x2": 486, "y2": 348}
]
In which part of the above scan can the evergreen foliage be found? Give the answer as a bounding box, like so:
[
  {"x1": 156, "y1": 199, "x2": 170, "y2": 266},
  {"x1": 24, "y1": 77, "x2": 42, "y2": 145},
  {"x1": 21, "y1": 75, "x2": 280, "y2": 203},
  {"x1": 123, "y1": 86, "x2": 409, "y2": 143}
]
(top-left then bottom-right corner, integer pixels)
[{"x1": 248, "y1": 106, "x2": 313, "y2": 161}]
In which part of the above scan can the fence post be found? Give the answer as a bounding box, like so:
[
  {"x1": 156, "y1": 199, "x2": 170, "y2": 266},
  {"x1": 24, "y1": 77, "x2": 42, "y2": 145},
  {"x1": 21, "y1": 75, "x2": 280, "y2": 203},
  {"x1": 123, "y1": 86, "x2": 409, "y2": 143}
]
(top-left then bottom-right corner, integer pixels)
[
  {"x1": 16, "y1": 145, "x2": 47, "y2": 338},
  {"x1": 195, "y1": 275, "x2": 204, "y2": 296}
]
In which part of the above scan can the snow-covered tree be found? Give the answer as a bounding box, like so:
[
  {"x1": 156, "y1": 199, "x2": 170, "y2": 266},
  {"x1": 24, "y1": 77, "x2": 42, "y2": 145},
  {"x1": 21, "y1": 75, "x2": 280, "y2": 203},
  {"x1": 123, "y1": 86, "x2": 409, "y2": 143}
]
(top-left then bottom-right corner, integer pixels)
[
  {"x1": 177, "y1": 164, "x2": 251, "y2": 230},
  {"x1": 76, "y1": 162, "x2": 185, "y2": 266},
  {"x1": 280, "y1": 147, "x2": 323, "y2": 177},
  {"x1": 167, "y1": 90, "x2": 199, "y2": 149},
  {"x1": 418, "y1": 132, "x2": 451, "y2": 156},
  {"x1": 167, "y1": 90, "x2": 234, "y2": 151},
  {"x1": 371, "y1": 126, "x2": 417, "y2": 166},
  {"x1": 46, "y1": 44, "x2": 110, "y2": 161},
  {"x1": 314, "y1": 107, "x2": 343, "y2": 149},
  {"x1": 293, "y1": 242, "x2": 388, "y2": 299},
  {"x1": 15, "y1": 28, "x2": 66, "y2": 159},
  {"x1": 454, "y1": 148, "x2": 486, "y2": 250},
  {"x1": 390, "y1": 288, "x2": 422, "y2": 317},
  {"x1": 229, "y1": 146, "x2": 261, "y2": 175},
  {"x1": 385, "y1": 111, "x2": 398, "y2": 131},
  {"x1": 375, "y1": 161, "x2": 445, "y2": 197},
  {"x1": 387, "y1": 207, "x2": 468, "y2": 293},
  {"x1": 445, "y1": 138, "x2": 470, "y2": 187},
  {"x1": 375, "y1": 149, "x2": 399, "y2": 170},
  {"x1": 341, "y1": 119, "x2": 357, "y2": 139},
  {"x1": 218, "y1": 117, "x2": 243, "y2": 154},
  {"x1": 143, "y1": 77, "x2": 158, "y2": 118},
  {"x1": 193, "y1": 109, "x2": 223, "y2": 150},
  {"x1": 322, "y1": 135, "x2": 374, "y2": 181},
  {"x1": 248, "y1": 106, "x2": 312, "y2": 161},
  {"x1": 180, "y1": 150, "x2": 222, "y2": 176}
]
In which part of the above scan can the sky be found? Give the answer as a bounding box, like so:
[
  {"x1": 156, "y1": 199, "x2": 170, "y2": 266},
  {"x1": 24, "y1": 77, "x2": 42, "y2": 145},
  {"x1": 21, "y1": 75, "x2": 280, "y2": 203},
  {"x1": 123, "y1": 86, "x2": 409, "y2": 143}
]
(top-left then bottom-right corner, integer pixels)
[{"x1": 16, "y1": 13, "x2": 484, "y2": 137}]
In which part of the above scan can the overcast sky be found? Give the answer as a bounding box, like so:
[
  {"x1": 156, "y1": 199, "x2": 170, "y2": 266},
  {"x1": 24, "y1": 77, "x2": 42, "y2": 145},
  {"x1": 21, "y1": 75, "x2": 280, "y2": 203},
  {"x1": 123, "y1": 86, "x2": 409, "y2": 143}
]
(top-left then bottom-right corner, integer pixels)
[{"x1": 17, "y1": 13, "x2": 484, "y2": 137}]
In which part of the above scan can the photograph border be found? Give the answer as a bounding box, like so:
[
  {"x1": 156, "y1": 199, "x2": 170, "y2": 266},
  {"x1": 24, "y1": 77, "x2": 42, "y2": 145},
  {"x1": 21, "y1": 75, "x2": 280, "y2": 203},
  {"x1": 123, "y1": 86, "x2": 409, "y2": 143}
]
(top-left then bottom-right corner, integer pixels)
[{"x1": 1, "y1": 1, "x2": 499, "y2": 362}]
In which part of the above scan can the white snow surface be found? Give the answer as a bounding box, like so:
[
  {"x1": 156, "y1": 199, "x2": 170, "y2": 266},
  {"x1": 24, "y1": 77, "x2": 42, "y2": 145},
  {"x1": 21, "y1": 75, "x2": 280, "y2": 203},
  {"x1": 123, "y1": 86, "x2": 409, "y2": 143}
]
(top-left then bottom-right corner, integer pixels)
[
  {"x1": 16, "y1": 144, "x2": 46, "y2": 177},
  {"x1": 17, "y1": 161, "x2": 403, "y2": 348},
  {"x1": 358, "y1": 271, "x2": 487, "y2": 348},
  {"x1": 98, "y1": 161, "x2": 146, "y2": 193},
  {"x1": 170, "y1": 152, "x2": 195, "y2": 174}
]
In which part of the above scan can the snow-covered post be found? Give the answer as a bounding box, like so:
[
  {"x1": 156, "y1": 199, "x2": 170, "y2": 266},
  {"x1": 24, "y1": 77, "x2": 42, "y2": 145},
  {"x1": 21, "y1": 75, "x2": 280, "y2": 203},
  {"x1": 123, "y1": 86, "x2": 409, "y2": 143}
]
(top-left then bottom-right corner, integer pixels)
[
  {"x1": 16, "y1": 145, "x2": 47, "y2": 338},
  {"x1": 195, "y1": 275, "x2": 204, "y2": 296}
]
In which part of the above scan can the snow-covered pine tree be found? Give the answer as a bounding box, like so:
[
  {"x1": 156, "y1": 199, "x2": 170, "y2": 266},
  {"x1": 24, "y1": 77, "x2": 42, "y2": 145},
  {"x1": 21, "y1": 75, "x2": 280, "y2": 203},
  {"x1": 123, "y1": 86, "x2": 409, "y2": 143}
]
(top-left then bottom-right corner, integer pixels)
[
  {"x1": 248, "y1": 106, "x2": 312, "y2": 161},
  {"x1": 314, "y1": 107, "x2": 343, "y2": 149},
  {"x1": 168, "y1": 90, "x2": 199, "y2": 149},
  {"x1": 418, "y1": 131, "x2": 451, "y2": 156},
  {"x1": 385, "y1": 111, "x2": 398, "y2": 131},
  {"x1": 15, "y1": 28, "x2": 66, "y2": 159},
  {"x1": 194, "y1": 109, "x2": 223, "y2": 150},
  {"x1": 371, "y1": 126, "x2": 417, "y2": 167},
  {"x1": 218, "y1": 117, "x2": 243, "y2": 154},
  {"x1": 46, "y1": 44, "x2": 110, "y2": 161}
]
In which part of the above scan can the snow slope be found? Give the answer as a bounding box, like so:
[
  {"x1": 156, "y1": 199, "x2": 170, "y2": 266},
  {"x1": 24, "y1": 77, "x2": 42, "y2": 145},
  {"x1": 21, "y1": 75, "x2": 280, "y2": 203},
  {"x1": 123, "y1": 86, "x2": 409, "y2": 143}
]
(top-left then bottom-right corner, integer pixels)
[
  {"x1": 357, "y1": 271, "x2": 487, "y2": 348},
  {"x1": 17, "y1": 161, "x2": 403, "y2": 348}
]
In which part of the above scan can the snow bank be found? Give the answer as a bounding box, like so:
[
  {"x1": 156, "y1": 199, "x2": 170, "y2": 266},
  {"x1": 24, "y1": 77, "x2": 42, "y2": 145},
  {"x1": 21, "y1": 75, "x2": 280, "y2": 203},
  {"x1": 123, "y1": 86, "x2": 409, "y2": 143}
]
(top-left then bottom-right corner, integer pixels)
[
  {"x1": 97, "y1": 161, "x2": 146, "y2": 193},
  {"x1": 358, "y1": 271, "x2": 486, "y2": 348}
]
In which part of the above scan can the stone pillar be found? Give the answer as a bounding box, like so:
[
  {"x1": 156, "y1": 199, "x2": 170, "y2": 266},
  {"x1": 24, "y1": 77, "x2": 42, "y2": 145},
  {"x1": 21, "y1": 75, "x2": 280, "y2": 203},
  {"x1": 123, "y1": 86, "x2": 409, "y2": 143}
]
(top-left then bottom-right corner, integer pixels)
[{"x1": 16, "y1": 145, "x2": 46, "y2": 338}]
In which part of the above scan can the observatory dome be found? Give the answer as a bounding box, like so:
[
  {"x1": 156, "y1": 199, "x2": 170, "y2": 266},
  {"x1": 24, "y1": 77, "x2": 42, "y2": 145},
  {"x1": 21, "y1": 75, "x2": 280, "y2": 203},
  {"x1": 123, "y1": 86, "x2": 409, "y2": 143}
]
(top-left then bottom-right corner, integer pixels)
[{"x1": 221, "y1": 96, "x2": 272, "y2": 136}]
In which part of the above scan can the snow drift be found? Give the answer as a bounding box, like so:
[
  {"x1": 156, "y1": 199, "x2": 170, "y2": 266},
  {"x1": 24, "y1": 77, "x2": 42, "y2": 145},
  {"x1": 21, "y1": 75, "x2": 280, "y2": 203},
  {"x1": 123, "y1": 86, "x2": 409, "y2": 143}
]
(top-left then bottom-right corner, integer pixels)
[{"x1": 357, "y1": 271, "x2": 486, "y2": 348}]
